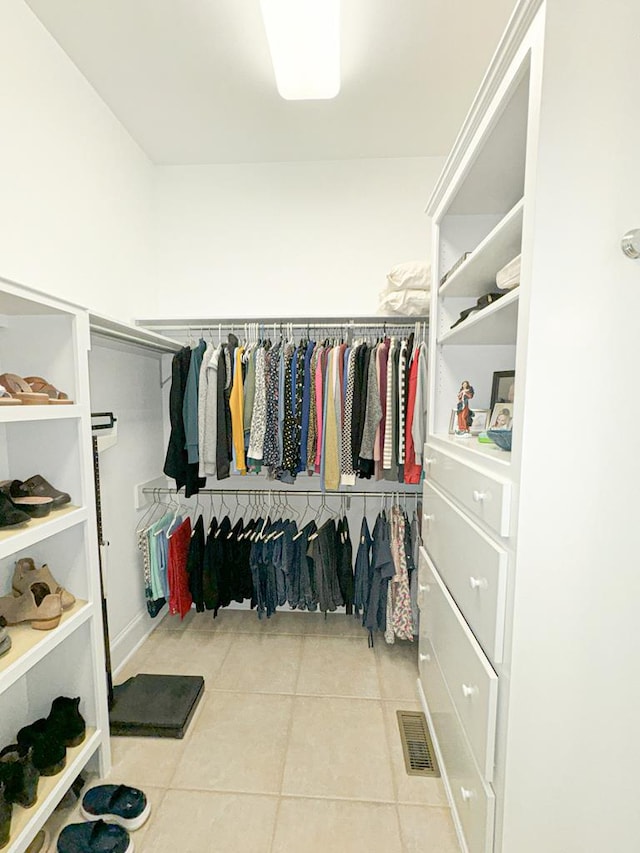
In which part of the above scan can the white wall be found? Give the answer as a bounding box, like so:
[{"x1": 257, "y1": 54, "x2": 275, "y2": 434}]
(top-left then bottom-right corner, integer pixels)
[
  {"x1": 0, "y1": 0, "x2": 153, "y2": 319},
  {"x1": 151, "y1": 157, "x2": 443, "y2": 319},
  {"x1": 88, "y1": 338, "x2": 166, "y2": 673}
]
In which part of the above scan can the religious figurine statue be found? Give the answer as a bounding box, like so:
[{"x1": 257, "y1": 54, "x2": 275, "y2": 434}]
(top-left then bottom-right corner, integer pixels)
[{"x1": 456, "y1": 380, "x2": 474, "y2": 433}]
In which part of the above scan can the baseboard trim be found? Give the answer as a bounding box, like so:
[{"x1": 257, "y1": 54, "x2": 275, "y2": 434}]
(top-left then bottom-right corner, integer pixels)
[{"x1": 111, "y1": 607, "x2": 165, "y2": 677}]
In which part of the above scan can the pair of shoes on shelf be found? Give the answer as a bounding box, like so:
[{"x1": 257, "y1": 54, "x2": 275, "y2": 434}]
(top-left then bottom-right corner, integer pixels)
[
  {"x1": 0, "y1": 698, "x2": 85, "y2": 849},
  {"x1": 0, "y1": 559, "x2": 76, "y2": 631},
  {"x1": 0, "y1": 374, "x2": 72, "y2": 405},
  {"x1": 16, "y1": 697, "x2": 86, "y2": 778},
  {"x1": 0, "y1": 477, "x2": 72, "y2": 527},
  {"x1": 58, "y1": 785, "x2": 150, "y2": 853}
]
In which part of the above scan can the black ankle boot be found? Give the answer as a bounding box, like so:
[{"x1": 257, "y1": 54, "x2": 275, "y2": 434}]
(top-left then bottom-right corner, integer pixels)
[
  {"x1": 16, "y1": 719, "x2": 66, "y2": 777},
  {"x1": 0, "y1": 745, "x2": 39, "y2": 808},
  {"x1": 0, "y1": 783, "x2": 12, "y2": 849},
  {"x1": 48, "y1": 697, "x2": 85, "y2": 748}
]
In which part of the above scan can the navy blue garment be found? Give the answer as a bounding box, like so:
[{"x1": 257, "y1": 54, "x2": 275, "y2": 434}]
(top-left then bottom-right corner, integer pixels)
[
  {"x1": 365, "y1": 513, "x2": 394, "y2": 633},
  {"x1": 308, "y1": 519, "x2": 343, "y2": 613},
  {"x1": 289, "y1": 520, "x2": 318, "y2": 610},
  {"x1": 336, "y1": 516, "x2": 354, "y2": 615},
  {"x1": 298, "y1": 341, "x2": 315, "y2": 473},
  {"x1": 353, "y1": 517, "x2": 372, "y2": 618}
]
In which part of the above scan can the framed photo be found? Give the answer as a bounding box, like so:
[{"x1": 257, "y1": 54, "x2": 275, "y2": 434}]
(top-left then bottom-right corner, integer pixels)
[
  {"x1": 449, "y1": 407, "x2": 489, "y2": 434},
  {"x1": 490, "y1": 370, "x2": 515, "y2": 411},
  {"x1": 489, "y1": 402, "x2": 514, "y2": 430},
  {"x1": 469, "y1": 409, "x2": 489, "y2": 435}
]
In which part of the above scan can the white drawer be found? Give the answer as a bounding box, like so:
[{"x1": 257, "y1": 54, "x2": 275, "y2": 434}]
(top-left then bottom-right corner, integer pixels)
[
  {"x1": 424, "y1": 443, "x2": 511, "y2": 537},
  {"x1": 421, "y1": 554, "x2": 498, "y2": 782},
  {"x1": 422, "y1": 481, "x2": 508, "y2": 663},
  {"x1": 419, "y1": 638, "x2": 495, "y2": 853}
]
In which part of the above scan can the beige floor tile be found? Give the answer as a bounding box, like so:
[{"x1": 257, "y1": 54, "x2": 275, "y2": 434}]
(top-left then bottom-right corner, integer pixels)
[
  {"x1": 109, "y1": 735, "x2": 187, "y2": 788},
  {"x1": 295, "y1": 611, "x2": 370, "y2": 638},
  {"x1": 272, "y1": 797, "x2": 402, "y2": 853},
  {"x1": 138, "y1": 789, "x2": 278, "y2": 853},
  {"x1": 296, "y1": 636, "x2": 380, "y2": 699},
  {"x1": 382, "y1": 701, "x2": 449, "y2": 807},
  {"x1": 398, "y1": 804, "x2": 460, "y2": 852},
  {"x1": 215, "y1": 633, "x2": 302, "y2": 694},
  {"x1": 376, "y1": 640, "x2": 420, "y2": 701},
  {"x1": 170, "y1": 691, "x2": 293, "y2": 794},
  {"x1": 282, "y1": 696, "x2": 394, "y2": 801},
  {"x1": 181, "y1": 608, "x2": 248, "y2": 632},
  {"x1": 129, "y1": 630, "x2": 233, "y2": 683},
  {"x1": 154, "y1": 608, "x2": 207, "y2": 631}
]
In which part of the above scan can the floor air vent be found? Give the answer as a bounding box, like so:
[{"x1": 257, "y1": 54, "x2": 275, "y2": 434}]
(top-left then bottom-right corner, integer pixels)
[{"x1": 396, "y1": 710, "x2": 440, "y2": 777}]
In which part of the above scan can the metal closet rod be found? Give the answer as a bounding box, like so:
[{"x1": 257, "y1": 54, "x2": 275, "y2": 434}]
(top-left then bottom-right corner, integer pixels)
[
  {"x1": 136, "y1": 316, "x2": 428, "y2": 332},
  {"x1": 142, "y1": 488, "x2": 418, "y2": 498}
]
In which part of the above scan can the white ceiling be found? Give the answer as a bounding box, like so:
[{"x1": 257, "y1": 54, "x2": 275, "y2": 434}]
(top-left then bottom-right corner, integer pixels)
[{"x1": 25, "y1": 0, "x2": 517, "y2": 165}]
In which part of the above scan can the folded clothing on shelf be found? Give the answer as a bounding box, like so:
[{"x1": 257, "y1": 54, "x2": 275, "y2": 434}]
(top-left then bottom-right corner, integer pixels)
[
  {"x1": 451, "y1": 291, "x2": 505, "y2": 329},
  {"x1": 496, "y1": 253, "x2": 521, "y2": 290}
]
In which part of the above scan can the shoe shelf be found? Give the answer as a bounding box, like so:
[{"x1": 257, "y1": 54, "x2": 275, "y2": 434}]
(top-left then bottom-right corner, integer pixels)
[
  {"x1": 0, "y1": 600, "x2": 91, "y2": 695},
  {"x1": 0, "y1": 507, "x2": 87, "y2": 561},
  {"x1": 0, "y1": 405, "x2": 85, "y2": 424},
  {"x1": 7, "y1": 727, "x2": 100, "y2": 853},
  {"x1": 438, "y1": 287, "x2": 519, "y2": 346},
  {"x1": 439, "y1": 197, "x2": 524, "y2": 298}
]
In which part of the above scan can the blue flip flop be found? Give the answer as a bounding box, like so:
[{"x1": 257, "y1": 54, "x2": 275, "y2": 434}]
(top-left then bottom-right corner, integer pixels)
[
  {"x1": 57, "y1": 819, "x2": 132, "y2": 853},
  {"x1": 81, "y1": 784, "x2": 150, "y2": 832}
]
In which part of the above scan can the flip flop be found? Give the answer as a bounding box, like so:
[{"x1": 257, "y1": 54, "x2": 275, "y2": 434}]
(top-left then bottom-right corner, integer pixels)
[
  {"x1": 57, "y1": 819, "x2": 133, "y2": 853},
  {"x1": 81, "y1": 784, "x2": 150, "y2": 832}
]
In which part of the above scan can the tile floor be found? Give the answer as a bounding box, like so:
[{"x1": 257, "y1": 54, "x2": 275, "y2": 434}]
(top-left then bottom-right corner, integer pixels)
[{"x1": 48, "y1": 610, "x2": 460, "y2": 852}]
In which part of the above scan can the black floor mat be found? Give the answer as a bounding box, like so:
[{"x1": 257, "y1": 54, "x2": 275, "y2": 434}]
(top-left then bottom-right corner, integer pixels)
[{"x1": 109, "y1": 674, "x2": 205, "y2": 739}]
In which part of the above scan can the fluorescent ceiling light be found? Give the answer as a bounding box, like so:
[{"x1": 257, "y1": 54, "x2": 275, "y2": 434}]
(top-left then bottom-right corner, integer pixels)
[{"x1": 260, "y1": 0, "x2": 340, "y2": 100}]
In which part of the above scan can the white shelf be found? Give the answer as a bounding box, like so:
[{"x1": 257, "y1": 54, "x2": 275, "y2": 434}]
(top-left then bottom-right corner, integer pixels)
[
  {"x1": 0, "y1": 600, "x2": 92, "y2": 694},
  {"x1": 0, "y1": 506, "x2": 87, "y2": 560},
  {"x1": 429, "y1": 433, "x2": 512, "y2": 471},
  {"x1": 439, "y1": 288, "x2": 519, "y2": 346},
  {"x1": 8, "y1": 728, "x2": 101, "y2": 853},
  {"x1": 0, "y1": 404, "x2": 84, "y2": 424},
  {"x1": 440, "y1": 198, "x2": 524, "y2": 298}
]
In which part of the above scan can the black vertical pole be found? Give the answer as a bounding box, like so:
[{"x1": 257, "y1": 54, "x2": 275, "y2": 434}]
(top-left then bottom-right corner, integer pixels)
[{"x1": 92, "y1": 435, "x2": 114, "y2": 709}]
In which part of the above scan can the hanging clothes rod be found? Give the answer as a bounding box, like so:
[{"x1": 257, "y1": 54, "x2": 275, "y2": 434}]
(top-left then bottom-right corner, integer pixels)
[
  {"x1": 142, "y1": 487, "x2": 418, "y2": 498},
  {"x1": 135, "y1": 316, "x2": 428, "y2": 333}
]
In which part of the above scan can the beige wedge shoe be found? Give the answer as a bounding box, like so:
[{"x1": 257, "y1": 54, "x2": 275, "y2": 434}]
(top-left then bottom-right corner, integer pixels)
[
  {"x1": 0, "y1": 584, "x2": 62, "y2": 630},
  {"x1": 12, "y1": 559, "x2": 75, "y2": 610}
]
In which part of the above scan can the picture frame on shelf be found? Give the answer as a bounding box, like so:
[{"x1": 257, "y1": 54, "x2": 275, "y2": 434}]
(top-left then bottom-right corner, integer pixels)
[
  {"x1": 469, "y1": 409, "x2": 490, "y2": 435},
  {"x1": 449, "y1": 407, "x2": 490, "y2": 435},
  {"x1": 490, "y1": 370, "x2": 515, "y2": 411},
  {"x1": 490, "y1": 403, "x2": 514, "y2": 430}
]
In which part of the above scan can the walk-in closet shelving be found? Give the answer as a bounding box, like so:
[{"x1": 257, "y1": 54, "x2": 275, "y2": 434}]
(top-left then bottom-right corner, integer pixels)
[
  {"x1": 0, "y1": 277, "x2": 110, "y2": 853},
  {"x1": 419, "y1": 3, "x2": 541, "y2": 851}
]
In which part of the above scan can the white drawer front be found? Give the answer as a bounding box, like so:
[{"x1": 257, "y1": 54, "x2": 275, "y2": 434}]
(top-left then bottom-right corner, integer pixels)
[
  {"x1": 424, "y1": 443, "x2": 511, "y2": 537},
  {"x1": 421, "y1": 554, "x2": 498, "y2": 782},
  {"x1": 422, "y1": 481, "x2": 508, "y2": 664},
  {"x1": 419, "y1": 638, "x2": 495, "y2": 853}
]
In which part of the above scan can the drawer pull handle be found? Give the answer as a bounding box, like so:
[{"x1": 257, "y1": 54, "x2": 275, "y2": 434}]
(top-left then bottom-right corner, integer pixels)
[
  {"x1": 472, "y1": 489, "x2": 489, "y2": 503},
  {"x1": 469, "y1": 576, "x2": 488, "y2": 590},
  {"x1": 419, "y1": 584, "x2": 431, "y2": 593},
  {"x1": 423, "y1": 513, "x2": 435, "y2": 522},
  {"x1": 461, "y1": 683, "x2": 478, "y2": 698},
  {"x1": 419, "y1": 653, "x2": 431, "y2": 662},
  {"x1": 425, "y1": 457, "x2": 436, "y2": 465},
  {"x1": 460, "y1": 786, "x2": 475, "y2": 802}
]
